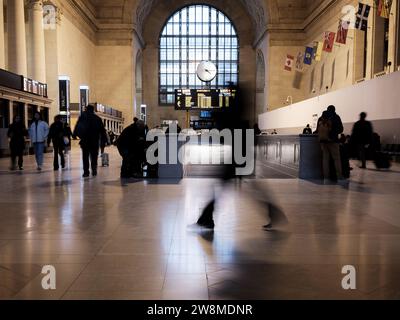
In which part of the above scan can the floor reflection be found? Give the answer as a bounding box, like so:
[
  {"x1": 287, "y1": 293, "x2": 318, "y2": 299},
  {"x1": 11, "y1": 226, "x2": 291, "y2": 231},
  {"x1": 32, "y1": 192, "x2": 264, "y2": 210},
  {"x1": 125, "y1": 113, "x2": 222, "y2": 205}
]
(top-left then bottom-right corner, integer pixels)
[{"x1": 0, "y1": 147, "x2": 399, "y2": 299}]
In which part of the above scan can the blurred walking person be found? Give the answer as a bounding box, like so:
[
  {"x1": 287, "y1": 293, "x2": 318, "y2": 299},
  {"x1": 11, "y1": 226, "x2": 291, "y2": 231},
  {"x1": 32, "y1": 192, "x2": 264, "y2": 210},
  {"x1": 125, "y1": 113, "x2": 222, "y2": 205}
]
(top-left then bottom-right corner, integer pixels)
[
  {"x1": 29, "y1": 112, "x2": 49, "y2": 171},
  {"x1": 8, "y1": 115, "x2": 28, "y2": 171},
  {"x1": 73, "y1": 104, "x2": 107, "y2": 178}
]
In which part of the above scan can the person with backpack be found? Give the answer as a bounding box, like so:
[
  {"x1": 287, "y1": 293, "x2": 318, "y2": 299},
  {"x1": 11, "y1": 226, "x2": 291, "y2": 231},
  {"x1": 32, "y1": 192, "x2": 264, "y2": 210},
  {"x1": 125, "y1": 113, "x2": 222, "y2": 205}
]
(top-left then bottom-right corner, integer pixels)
[
  {"x1": 8, "y1": 115, "x2": 28, "y2": 171},
  {"x1": 29, "y1": 111, "x2": 49, "y2": 171},
  {"x1": 47, "y1": 115, "x2": 67, "y2": 171},
  {"x1": 351, "y1": 112, "x2": 373, "y2": 169},
  {"x1": 73, "y1": 104, "x2": 107, "y2": 178},
  {"x1": 316, "y1": 105, "x2": 346, "y2": 184}
]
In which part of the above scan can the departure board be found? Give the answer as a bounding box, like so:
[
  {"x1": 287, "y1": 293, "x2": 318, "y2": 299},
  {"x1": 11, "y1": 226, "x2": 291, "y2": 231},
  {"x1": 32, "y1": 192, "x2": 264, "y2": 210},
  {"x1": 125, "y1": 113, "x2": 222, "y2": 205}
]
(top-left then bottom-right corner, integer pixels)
[{"x1": 175, "y1": 89, "x2": 237, "y2": 110}]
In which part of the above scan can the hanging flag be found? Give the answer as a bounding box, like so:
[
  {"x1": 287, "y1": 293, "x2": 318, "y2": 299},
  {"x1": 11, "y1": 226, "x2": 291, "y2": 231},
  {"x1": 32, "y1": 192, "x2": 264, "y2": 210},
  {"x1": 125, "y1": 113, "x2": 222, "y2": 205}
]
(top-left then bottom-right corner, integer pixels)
[
  {"x1": 313, "y1": 41, "x2": 323, "y2": 61},
  {"x1": 304, "y1": 47, "x2": 314, "y2": 65},
  {"x1": 284, "y1": 54, "x2": 294, "y2": 71},
  {"x1": 378, "y1": 0, "x2": 393, "y2": 19},
  {"x1": 355, "y1": 3, "x2": 371, "y2": 31},
  {"x1": 295, "y1": 52, "x2": 304, "y2": 71},
  {"x1": 323, "y1": 31, "x2": 336, "y2": 52},
  {"x1": 336, "y1": 20, "x2": 350, "y2": 44}
]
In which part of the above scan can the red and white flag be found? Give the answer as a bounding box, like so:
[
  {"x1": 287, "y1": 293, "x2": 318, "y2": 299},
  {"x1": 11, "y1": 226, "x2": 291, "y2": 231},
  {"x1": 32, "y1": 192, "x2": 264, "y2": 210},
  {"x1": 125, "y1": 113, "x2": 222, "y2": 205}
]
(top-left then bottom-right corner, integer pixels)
[
  {"x1": 323, "y1": 31, "x2": 336, "y2": 53},
  {"x1": 284, "y1": 54, "x2": 294, "y2": 71},
  {"x1": 336, "y1": 20, "x2": 350, "y2": 44}
]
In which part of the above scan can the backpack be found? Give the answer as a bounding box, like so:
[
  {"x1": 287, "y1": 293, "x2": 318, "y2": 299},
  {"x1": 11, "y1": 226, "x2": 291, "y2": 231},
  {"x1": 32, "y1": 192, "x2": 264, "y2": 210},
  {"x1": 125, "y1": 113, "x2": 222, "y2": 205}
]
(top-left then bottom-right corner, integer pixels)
[{"x1": 318, "y1": 118, "x2": 333, "y2": 142}]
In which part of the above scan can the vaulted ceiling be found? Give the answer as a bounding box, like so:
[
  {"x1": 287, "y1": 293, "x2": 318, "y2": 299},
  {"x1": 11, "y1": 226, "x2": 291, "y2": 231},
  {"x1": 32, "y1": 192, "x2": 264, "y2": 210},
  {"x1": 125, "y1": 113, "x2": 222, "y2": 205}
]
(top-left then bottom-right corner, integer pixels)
[
  {"x1": 52, "y1": 0, "x2": 328, "y2": 46},
  {"x1": 86, "y1": 0, "x2": 326, "y2": 37}
]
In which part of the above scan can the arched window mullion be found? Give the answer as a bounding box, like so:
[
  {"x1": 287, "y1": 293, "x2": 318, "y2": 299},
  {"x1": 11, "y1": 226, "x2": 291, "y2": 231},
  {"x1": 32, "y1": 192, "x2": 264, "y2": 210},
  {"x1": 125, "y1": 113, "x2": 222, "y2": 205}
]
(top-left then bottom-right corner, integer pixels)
[{"x1": 159, "y1": 5, "x2": 239, "y2": 105}]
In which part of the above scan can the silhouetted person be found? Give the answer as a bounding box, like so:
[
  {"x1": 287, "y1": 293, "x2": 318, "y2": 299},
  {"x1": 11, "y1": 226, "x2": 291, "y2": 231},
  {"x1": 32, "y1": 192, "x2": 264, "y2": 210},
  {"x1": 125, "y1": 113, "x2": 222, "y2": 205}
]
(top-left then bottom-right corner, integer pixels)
[
  {"x1": 317, "y1": 105, "x2": 345, "y2": 183},
  {"x1": 8, "y1": 115, "x2": 28, "y2": 171},
  {"x1": 118, "y1": 118, "x2": 147, "y2": 178},
  {"x1": 48, "y1": 115, "x2": 66, "y2": 171},
  {"x1": 351, "y1": 112, "x2": 373, "y2": 169},
  {"x1": 253, "y1": 123, "x2": 262, "y2": 136},
  {"x1": 29, "y1": 111, "x2": 49, "y2": 171},
  {"x1": 303, "y1": 124, "x2": 312, "y2": 135},
  {"x1": 73, "y1": 104, "x2": 107, "y2": 177}
]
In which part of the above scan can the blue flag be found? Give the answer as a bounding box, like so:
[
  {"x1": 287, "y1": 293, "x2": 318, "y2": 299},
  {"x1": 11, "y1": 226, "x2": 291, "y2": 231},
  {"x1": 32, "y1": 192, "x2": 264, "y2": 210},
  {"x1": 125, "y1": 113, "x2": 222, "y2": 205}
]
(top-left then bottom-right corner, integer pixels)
[{"x1": 304, "y1": 47, "x2": 313, "y2": 65}]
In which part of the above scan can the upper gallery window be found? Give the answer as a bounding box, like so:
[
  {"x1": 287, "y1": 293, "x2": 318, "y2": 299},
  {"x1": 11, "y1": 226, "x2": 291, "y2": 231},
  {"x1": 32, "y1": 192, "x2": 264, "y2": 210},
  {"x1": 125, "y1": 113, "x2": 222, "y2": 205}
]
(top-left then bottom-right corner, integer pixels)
[{"x1": 159, "y1": 5, "x2": 239, "y2": 105}]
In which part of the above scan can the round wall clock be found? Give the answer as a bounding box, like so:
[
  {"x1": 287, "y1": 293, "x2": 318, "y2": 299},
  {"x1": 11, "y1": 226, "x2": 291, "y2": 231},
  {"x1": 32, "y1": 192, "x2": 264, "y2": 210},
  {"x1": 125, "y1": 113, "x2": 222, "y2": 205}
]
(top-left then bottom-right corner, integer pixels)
[{"x1": 197, "y1": 61, "x2": 217, "y2": 82}]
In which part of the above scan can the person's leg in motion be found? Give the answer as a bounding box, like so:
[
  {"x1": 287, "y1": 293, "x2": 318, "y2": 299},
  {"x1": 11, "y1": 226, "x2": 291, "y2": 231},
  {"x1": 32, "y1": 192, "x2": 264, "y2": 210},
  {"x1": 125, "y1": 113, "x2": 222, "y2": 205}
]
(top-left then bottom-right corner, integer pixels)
[
  {"x1": 330, "y1": 143, "x2": 344, "y2": 181},
  {"x1": 39, "y1": 143, "x2": 45, "y2": 169},
  {"x1": 90, "y1": 147, "x2": 99, "y2": 176},
  {"x1": 53, "y1": 145, "x2": 60, "y2": 170},
  {"x1": 82, "y1": 148, "x2": 90, "y2": 177},
  {"x1": 59, "y1": 146, "x2": 65, "y2": 169},
  {"x1": 196, "y1": 200, "x2": 216, "y2": 229},
  {"x1": 33, "y1": 143, "x2": 39, "y2": 169},
  {"x1": 358, "y1": 144, "x2": 367, "y2": 169},
  {"x1": 321, "y1": 143, "x2": 331, "y2": 182},
  {"x1": 10, "y1": 149, "x2": 17, "y2": 170},
  {"x1": 17, "y1": 149, "x2": 24, "y2": 170},
  {"x1": 34, "y1": 143, "x2": 44, "y2": 170}
]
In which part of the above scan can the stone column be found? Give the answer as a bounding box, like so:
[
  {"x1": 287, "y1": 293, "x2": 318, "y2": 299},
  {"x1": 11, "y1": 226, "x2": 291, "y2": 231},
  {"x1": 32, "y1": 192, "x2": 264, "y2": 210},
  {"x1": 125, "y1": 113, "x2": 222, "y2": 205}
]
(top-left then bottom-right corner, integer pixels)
[
  {"x1": 28, "y1": 0, "x2": 46, "y2": 83},
  {"x1": 8, "y1": 101, "x2": 14, "y2": 124},
  {"x1": 7, "y1": 0, "x2": 28, "y2": 76},
  {"x1": 0, "y1": 0, "x2": 5, "y2": 69},
  {"x1": 24, "y1": 104, "x2": 28, "y2": 128}
]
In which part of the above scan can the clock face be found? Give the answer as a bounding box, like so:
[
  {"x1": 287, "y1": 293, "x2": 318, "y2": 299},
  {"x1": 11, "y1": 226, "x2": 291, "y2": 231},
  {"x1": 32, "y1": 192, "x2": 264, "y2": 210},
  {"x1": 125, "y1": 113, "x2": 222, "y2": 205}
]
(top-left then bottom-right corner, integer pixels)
[{"x1": 197, "y1": 61, "x2": 217, "y2": 82}]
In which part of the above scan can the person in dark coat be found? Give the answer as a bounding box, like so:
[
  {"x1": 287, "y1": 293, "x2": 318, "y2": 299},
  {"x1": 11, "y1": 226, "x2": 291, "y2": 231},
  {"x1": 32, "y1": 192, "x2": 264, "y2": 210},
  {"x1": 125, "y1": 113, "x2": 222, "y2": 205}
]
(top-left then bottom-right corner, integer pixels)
[
  {"x1": 316, "y1": 105, "x2": 345, "y2": 183},
  {"x1": 7, "y1": 115, "x2": 28, "y2": 171},
  {"x1": 48, "y1": 115, "x2": 66, "y2": 171},
  {"x1": 117, "y1": 118, "x2": 146, "y2": 178},
  {"x1": 73, "y1": 104, "x2": 107, "y2": 177},
  {"x1": 351, "y1": 112, "x2": 373, "y2": 169}
]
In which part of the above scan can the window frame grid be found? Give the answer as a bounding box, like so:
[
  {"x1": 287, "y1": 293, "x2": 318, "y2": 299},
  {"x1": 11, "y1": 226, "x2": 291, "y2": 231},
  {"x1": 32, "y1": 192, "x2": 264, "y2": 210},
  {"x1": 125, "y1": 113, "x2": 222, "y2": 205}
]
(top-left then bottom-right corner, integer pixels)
[{"x1": 159, "y1": 5, "x2": 240, "y2": 106}]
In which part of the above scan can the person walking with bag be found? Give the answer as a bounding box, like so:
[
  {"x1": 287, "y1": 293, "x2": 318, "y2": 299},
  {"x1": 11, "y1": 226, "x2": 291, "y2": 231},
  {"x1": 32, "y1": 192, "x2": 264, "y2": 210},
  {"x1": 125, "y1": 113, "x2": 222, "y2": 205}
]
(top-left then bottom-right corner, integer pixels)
[
  {"x1": 29, "y1": 112, "x2": 49, "y2": 171},
  {"x1": 48, "y1": 115, "x2": 67, "y2": 171},
  {"x1": 8, "y1": 115, "x2": 28, "y2": 171}
]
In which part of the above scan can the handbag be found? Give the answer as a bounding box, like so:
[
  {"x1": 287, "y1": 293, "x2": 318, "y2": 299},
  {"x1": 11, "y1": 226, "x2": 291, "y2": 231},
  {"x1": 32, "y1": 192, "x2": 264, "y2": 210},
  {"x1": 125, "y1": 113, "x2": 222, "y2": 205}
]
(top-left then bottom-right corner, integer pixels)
[{"x1": 63, "y1": 137, "x2": 70, "y2": 146}]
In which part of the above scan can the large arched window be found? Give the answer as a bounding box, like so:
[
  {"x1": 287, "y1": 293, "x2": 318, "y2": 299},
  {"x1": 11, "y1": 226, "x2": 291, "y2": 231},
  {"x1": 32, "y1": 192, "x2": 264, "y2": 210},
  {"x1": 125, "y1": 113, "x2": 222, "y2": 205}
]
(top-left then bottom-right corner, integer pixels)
[{"x1": 159, "y1": 5, "x2": 239, "y2": 105}]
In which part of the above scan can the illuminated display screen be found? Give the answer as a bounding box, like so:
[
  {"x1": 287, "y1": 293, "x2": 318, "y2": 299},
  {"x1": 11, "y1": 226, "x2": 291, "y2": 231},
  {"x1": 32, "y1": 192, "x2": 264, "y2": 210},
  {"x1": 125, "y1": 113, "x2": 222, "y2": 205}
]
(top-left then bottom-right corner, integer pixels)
[{"x1": 175, "y1": 89, "x2": 237, "y2": 110}]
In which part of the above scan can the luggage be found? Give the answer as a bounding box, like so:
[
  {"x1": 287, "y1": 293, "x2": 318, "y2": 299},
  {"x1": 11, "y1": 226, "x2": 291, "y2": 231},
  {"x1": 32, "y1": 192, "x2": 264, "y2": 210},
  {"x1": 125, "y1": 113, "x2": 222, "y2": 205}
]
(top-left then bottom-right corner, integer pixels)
[
  {"x1": 101, "y1": 153, "x2": 110, "y2": 167},
  {"x1": 374, "y1": 152, "x2": 391, "y2": 169}
]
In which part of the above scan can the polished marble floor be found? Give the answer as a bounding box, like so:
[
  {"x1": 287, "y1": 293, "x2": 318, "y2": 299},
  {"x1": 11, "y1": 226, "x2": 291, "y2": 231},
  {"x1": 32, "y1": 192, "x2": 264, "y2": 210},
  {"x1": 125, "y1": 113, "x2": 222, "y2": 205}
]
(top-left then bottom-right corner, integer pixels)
[{"x1": 0, "y1": 145, "x2": 400, "y2": 300}]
